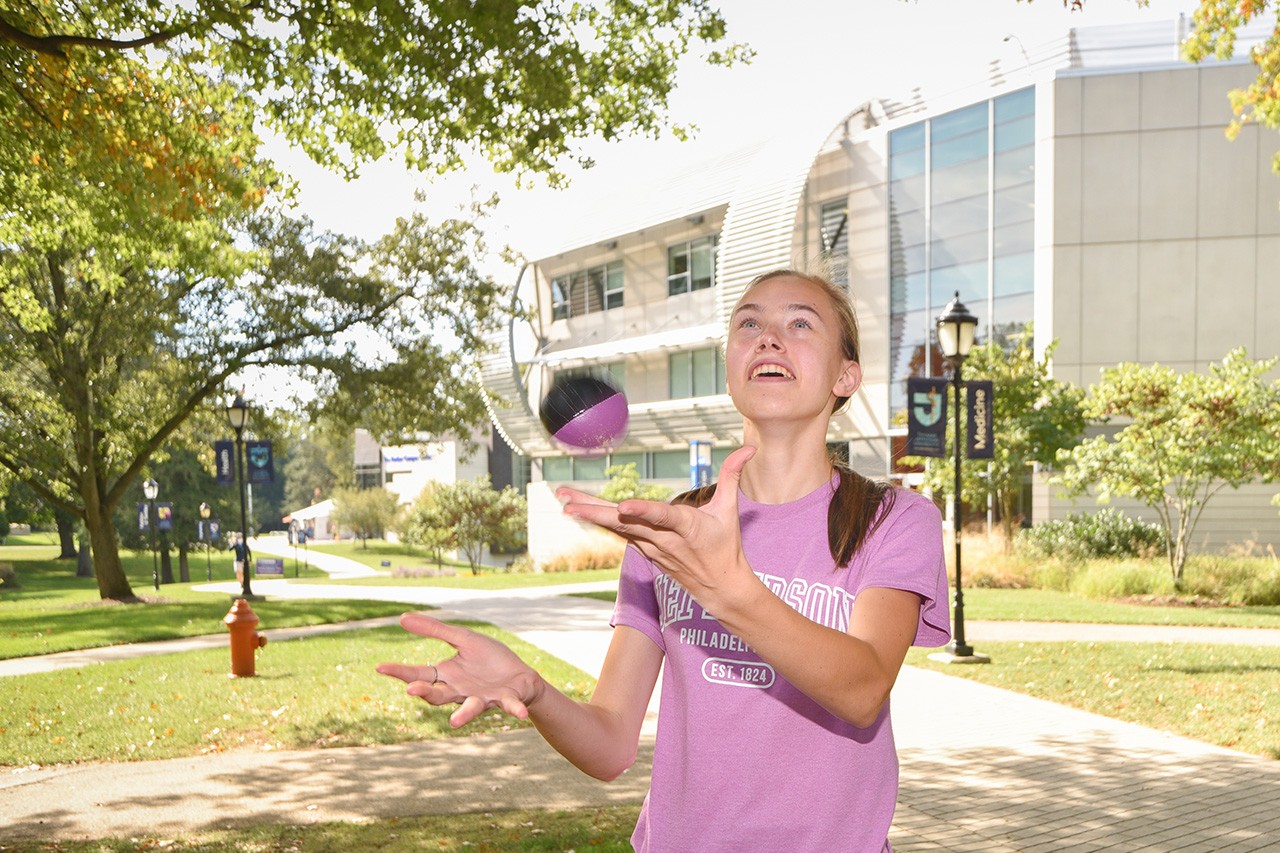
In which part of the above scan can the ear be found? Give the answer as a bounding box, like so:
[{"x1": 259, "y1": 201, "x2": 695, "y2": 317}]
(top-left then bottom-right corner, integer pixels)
[{"x1": 834, "y1": 360, "x2": 862, "y2": 398}]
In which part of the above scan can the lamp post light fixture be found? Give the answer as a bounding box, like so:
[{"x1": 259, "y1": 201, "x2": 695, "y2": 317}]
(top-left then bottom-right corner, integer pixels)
[
  {"x1": 933, "y1": 292, "x2": 989, "y2": 664},
  {"x1": 199, "y1": 501, "x2": 212, "y2": 582},
  {"x1": 225, "y1": 393, "x2": 254, "y2": 599},
  {"x1": 142, "y1": 478, "x2": 160, "y2": 591}
]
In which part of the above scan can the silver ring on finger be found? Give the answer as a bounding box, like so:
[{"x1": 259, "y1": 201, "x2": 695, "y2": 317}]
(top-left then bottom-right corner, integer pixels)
[{"x1": 429, "y1": 664, "x2": 440, "y2": 684}]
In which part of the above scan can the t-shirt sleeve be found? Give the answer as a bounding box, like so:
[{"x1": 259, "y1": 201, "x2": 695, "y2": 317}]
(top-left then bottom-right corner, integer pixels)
[
  {"x1": 610, "y1": 545, "x2": 666, "y2": 651},
  {"x1": 855, "y1": 490, "x2": 952, "y2": 648}
]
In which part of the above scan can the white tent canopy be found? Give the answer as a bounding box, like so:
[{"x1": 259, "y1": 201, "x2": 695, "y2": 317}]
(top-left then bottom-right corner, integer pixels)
[{"x1": 283, "y1": 498, "x2": 334, "y2": 523}]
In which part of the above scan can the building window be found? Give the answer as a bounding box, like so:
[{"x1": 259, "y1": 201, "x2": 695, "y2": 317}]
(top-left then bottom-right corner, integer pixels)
[
  {"x1": 551, "y1": 277, "x2": 571, "y2": 321},
  {"x1": 604, "y1": 263, "x2": 624, "y2": 309},
  {"x1": 887, "y1": 87, "x2": 1035, "y2": 422},
  {"x1": 669, "y1": 347, "x2": 725, "y2": 399},
  {"x1": 550, "y1": 260, "x2": 623, "y2": 321},
  {"x1": 819, "y1": 199, "x2": 849, "y2": 287},
  {"x1": 668, "y1": 235, "x2": 718, "y2": 296}
]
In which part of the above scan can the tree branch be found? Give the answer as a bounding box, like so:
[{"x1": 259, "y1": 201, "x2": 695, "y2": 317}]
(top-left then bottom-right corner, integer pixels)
[{"x1": 0, "y1": 15, "x2": 180, "y2": 57}]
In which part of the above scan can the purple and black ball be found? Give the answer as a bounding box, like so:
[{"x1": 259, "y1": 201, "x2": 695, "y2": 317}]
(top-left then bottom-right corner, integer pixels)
[{"x1": 539, "y1": 375, "x2": 629, "y2": 454}]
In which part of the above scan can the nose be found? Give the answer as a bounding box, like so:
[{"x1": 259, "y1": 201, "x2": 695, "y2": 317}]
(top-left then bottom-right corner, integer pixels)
[{"x1": 756, "y1": 324, "x2": 783, "y2": 350}]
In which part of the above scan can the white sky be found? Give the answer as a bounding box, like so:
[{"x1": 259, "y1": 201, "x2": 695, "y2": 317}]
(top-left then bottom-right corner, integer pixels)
[{"x1": 272, "y1": 0, "x2": 1202, "y2": 263}]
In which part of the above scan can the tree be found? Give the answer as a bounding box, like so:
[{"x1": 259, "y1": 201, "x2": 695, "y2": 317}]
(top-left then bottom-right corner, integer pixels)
[
  {"x1": 599, "y1": 462, "x2": 675, "y2": 504},
  {"x1": 902, "y1": 329, "x2": 1086, "y2": 547},
  {"x1": 1044, "y1": 1, "x2": 1280, "y2": 179},
  {"x1": 1, "y1": 2, "x2": 742, "y2": 602},
  {"x1": 400, "y1": 484, "x2": 454, "y2": 569},
  {"x1": 281, "y1": 414, "x2": 352, "y2": 513},
  {"x1": 0, "y1": 1, "x2": 744, "y2": 184},
  {"x1": 0, "y1": 204, "x2": 508, "y2": 601},
  {"x1": 429, "y1": 477, "x2": 528, "y2": 574},
  {"x1": 330, "y1": 487, "x2": 401, "y2": 548},
  {"x1": 1055, "y1": 348, "x2": 1280, "y2": 587}
]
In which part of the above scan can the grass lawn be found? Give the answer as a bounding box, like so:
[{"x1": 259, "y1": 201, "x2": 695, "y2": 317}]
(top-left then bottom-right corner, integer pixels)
[
  {"x1": 0, "y1": 806, "x2": 643, "y2": 852},
  {"x1": 0, "y1": 548, "x2": 411, "y2": 660},
  {"x1": 961, "y1": 587, "x2": 1280, "y2": 628},
  {"x1": 0, "y1": 621, "x2": 595, "y2": 766},
  {"x1": 905, "y1": 640, "x2": 1279, "y2": 759},
  {"x1": 290, "y1": 537, "x2": 471, "y2": 573}
]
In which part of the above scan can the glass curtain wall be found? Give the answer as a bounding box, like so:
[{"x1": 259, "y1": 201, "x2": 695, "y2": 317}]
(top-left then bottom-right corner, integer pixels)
[{"x1": 887, "y1": 87, "x2": 1035, "y2": 420}]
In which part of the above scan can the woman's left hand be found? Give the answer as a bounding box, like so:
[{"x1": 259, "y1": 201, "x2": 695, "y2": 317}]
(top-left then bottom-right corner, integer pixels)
[{"x1": 558, "y1": 446, "x2": 758, "y2": 610}]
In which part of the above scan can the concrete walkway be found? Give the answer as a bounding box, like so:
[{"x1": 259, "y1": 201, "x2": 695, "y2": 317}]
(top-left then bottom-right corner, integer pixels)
[{"x1": 3, "y1": 551, "x2": 1279, "y2": 850}]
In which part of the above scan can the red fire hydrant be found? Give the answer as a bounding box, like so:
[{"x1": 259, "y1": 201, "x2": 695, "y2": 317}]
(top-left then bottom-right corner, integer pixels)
[{"x1": 224, "y1": 598, "x2": 267, "y2": 677}]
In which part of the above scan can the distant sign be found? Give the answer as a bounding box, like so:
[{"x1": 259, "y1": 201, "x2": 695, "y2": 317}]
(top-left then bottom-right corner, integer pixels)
[
  {"x1": 156, "y1": 503, "x2": 173, "y2": 532},
  {"x1": 256, "y1": 557, "x2": 285, "y2": 576}
]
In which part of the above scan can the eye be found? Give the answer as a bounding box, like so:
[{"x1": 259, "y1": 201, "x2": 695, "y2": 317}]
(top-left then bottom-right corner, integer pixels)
[
  {"x1": 791, "y1": 318, "x2": 813, "y2": 330},
  {"x1": 736, "y1": 317, "x2": 759, "y2": 330}
]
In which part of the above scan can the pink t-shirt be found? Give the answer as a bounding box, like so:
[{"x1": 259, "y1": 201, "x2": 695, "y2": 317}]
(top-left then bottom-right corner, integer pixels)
[{"x1": 611, "y1": 478, "x2": 950, "y2": 852}]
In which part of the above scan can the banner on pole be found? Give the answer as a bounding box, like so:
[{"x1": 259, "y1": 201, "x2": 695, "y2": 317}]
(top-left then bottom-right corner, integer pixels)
[
  {"x1": 966, "y1": 380, "x2": 995, "y2": 460},
  {"x1": 246, "y1": 440, "x2": 274, "y2": 484},
  {"x1": 906, "y1": 377, "x2": 948, "y2": 458},
  {"x1": 215, "y1": 440, "x2": 235, "y2": 485},
  {"x1": 137, "y1": 503, "x2": 149, "y2": 531},
  {"x1": 156, "y1": 503, "x2": 173, "y2": 531}
]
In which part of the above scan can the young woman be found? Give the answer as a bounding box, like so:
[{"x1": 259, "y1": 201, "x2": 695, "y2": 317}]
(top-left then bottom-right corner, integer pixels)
[{"x1": 378, "y1": 269, "x2": 950, "y2": 851}]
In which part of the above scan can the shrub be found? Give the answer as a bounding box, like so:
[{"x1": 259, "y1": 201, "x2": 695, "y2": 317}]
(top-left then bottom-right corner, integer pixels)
[
  {"x1": 1017, "y1": 508, "x2": 1166, "y2": 562},
  {"x1": 1182, "y1": 555, "x2": 1280, "y2": 606},
  {"x1": 1072, "y1": 559, "x2": 1173, "y2": 599},
  {"x1": 541, "y1": 540, "x2": 625, "y2": 573}
]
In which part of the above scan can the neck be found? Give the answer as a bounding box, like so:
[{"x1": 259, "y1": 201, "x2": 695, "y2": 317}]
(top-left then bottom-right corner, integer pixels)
[{"x1": 738, "y1": 419, "x2": 834, "y2": 504}]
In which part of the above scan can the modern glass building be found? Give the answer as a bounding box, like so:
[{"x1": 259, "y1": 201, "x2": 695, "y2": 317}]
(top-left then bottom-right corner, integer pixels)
[{"x1": 479, "y1": 17, "x2": 1280, "y2": 565}]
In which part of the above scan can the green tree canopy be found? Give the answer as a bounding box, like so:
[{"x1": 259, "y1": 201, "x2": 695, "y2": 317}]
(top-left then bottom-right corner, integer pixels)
[
  {"x1": 1, "y1": 1, "x2": 740, "y2": 602},
  {"x1": 425, "y1": 477, "x2": 527, "y2": 574},
  {"x1": 330, "y1": 486, "x2": 400, "y2": 548},
  {"x1": 0, "y1": 0, "x2": 744, "y2": 182},
  {"x1": 902, "y1": 329, "x2": 1086, "y2": 547},
  {"x1": 0, "y1": 202, "x2": 508, "y2": 600},
  {"x1": 1055, "y1": 348, "x2": 1280, "y2": 586},
  {"x1": 599, "y1": 462, "x2": 675, "y2": 504}
]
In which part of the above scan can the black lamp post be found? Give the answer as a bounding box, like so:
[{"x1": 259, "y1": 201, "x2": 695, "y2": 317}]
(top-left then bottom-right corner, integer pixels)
[
  {"x1": 934, "y1": 292, "x2": 988, "y2": 663},
  {"x1": 143, "y1": 478, "x2": 159, "y2": 591},
  {"x1": 225, "y1": 394, "x2": 254, "y2": 599},
  {"x1": 199, "y1": 501, "x2": 212, "y2": 582}
]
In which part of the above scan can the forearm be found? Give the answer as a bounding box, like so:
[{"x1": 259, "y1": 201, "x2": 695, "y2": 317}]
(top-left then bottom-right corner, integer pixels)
[
  {"x1": 526, "y1": 626, "x2": 659, "y2": 781},
  {"x1": 711, "y1": 578, "x2": 914, "y2": 728},
  {"x1": 526, "y1": 680, "x2": 641, "y2": 781}
]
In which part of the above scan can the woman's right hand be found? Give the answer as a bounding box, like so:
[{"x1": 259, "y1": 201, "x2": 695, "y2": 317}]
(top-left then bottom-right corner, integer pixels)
[{"x1": 376, "y1": 612, "x2": 546, "y2": 728}]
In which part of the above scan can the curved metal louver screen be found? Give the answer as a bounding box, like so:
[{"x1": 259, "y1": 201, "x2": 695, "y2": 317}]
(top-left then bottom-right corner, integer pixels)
[
  {"x1": 478, "y1": 266, "x2": 555, "y2": 456},
  {"x1": 714, "y1": 121, "x2": 838, "y2": 325}
]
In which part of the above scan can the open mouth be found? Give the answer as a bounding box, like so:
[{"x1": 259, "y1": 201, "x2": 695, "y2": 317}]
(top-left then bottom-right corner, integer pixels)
[{"x1": 750, "y1": 363, "x2": 795, "y2": 380}]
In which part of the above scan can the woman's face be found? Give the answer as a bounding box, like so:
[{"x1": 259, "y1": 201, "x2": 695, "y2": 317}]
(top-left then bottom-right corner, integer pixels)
[{"x1": 724, "y1": 275, "x2": 861, "y2": 426}]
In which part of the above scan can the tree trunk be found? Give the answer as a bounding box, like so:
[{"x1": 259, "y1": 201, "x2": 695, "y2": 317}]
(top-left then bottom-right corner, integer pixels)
[
  {"x1": 76, "y1": 531, "x2": 93, "y2": 578},
  {"x1": 178, "y1": 543, "x2": 190, "y2": 583},
  {"x1": 55, "y1": 508, "x2": 78, "y2": 560},
  {"x1": 84, "y1": 486, "x2": 137, "y2": 601},
  {"x1": 160, "y1": 541, "x2": 175, "y2": 585}
]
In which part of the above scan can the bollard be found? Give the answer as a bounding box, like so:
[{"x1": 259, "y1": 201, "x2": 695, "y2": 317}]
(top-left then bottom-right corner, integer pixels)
[{"x1": 224, "y1": 598, "x2": 267, "y2": 677}]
